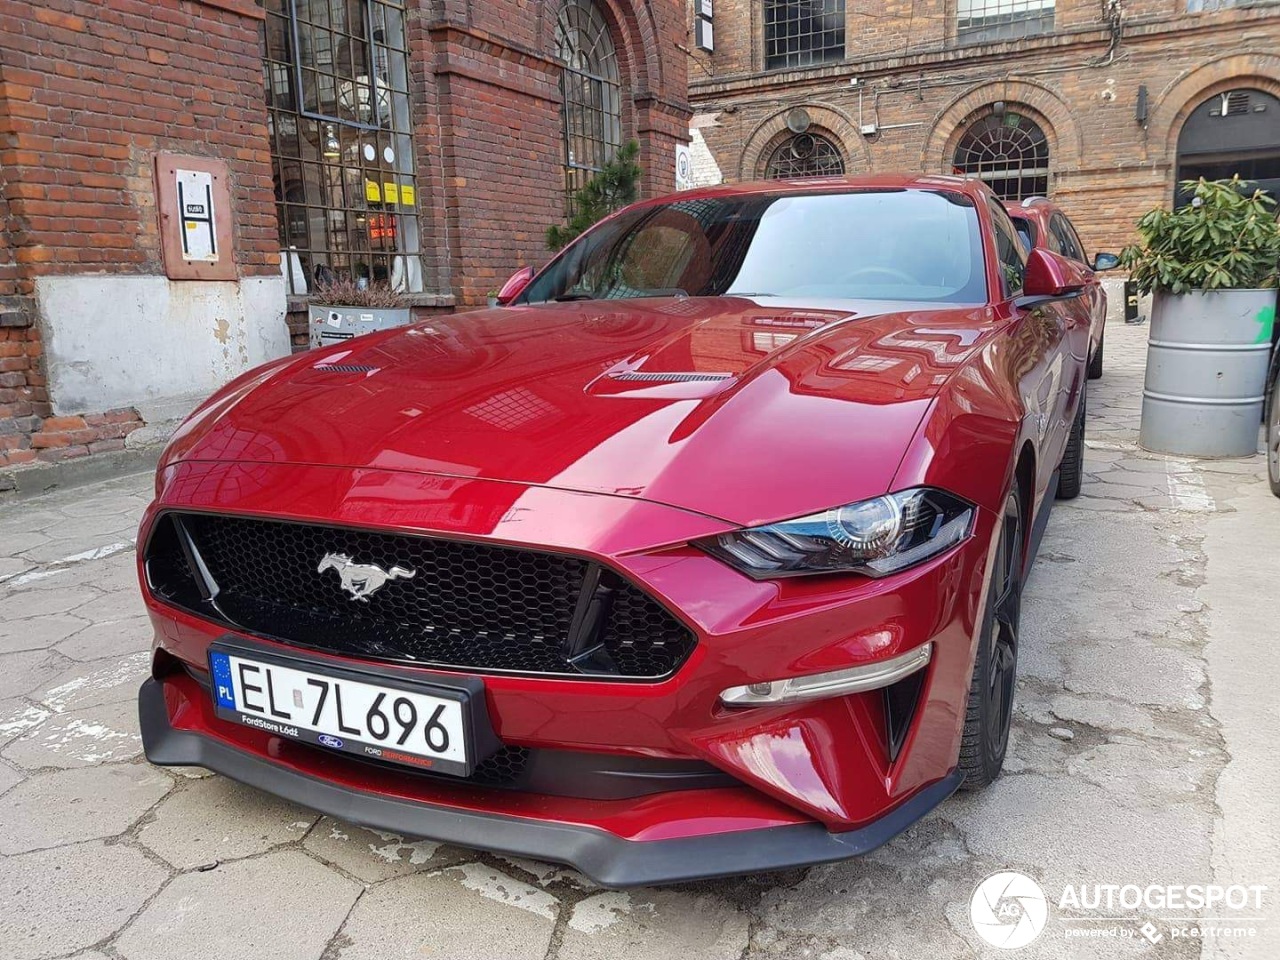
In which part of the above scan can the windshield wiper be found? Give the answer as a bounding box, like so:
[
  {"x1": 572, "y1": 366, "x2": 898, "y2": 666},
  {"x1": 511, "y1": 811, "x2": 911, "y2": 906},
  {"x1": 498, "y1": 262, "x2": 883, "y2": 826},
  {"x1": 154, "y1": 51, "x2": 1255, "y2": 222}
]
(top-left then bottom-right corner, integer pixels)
[{"x1": 554, "y1": 292, "x2": 596, "y2": 301}]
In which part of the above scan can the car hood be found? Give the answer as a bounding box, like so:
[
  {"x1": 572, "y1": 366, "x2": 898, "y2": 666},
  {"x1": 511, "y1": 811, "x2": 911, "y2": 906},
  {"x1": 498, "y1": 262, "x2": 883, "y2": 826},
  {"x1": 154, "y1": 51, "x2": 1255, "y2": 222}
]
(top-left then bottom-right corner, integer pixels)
[{"x1": 165, "y1": 296, "x2": 995, "y2": 526}]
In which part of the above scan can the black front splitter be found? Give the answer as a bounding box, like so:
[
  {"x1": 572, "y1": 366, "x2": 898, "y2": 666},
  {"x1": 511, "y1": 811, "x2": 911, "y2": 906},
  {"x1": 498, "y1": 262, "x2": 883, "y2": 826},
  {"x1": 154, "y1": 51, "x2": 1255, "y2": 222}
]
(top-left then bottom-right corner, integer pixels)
[{"x1": 139, "y1": 676, "x2": 963, "y2": 888}]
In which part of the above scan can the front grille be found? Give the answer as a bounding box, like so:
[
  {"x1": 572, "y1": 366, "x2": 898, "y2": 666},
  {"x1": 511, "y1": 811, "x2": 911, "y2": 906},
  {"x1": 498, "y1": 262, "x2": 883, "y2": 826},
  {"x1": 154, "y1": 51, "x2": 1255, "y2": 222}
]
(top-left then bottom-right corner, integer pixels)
[{"x1": 146, "y1": 513, "x2": 695, "y2": 680}]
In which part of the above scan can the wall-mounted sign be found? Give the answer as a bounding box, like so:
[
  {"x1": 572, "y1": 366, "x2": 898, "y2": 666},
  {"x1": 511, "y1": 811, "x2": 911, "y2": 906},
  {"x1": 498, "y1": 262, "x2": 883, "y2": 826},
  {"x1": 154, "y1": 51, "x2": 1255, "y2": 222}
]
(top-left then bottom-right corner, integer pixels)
[
  {"x1": 176, "y1": 169, "x2": 217, "y2": 262},
  {"x1": 675, "y1": 143, "x2": 694, "y2": 190},
  {"x1": 697, "y1": 0, "x2": 713, "y2": 16},
  {"x1": 155, "y1": 154, "x2": 235, "y2": 281},
  {"x1": 695, "y1": 16, "x2": 714, "y2": 52}
]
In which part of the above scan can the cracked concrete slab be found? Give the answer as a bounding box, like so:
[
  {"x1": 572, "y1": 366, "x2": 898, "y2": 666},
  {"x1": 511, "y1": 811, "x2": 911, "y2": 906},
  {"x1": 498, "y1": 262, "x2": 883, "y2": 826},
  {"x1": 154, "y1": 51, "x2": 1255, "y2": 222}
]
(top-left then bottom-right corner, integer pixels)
[
  {"x1": 0, "y1": 763, "x2": 172, "y2": 854},
  {"x1": 302, "y1": 816, "x2": 467, "y2": 883},
  {"x1": 136, "y1": 776, "x2": 318, "y2": 870},
  {"x1": 1, "y1": 696, "x2": 141, "y2": 769},
  {"x1": 0, "y1": 840, "x2": 169, "y2": 960},
  {"x1": 559, "y1": 890, "x2": 750, "y2": 960},
  {"x1": 332, "y1": 866, "x2": 557, "y2": 960},
  {"x1": 115, "y1": 850, "x2": 360, "y2": 960}
]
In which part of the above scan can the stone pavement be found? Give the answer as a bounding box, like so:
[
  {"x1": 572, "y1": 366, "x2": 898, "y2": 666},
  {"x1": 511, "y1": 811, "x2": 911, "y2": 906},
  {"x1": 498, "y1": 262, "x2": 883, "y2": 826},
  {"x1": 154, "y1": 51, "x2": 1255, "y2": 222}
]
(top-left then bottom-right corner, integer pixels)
[{"x1": 0, "y1": 320, "x2": 1277, "y2": 960}]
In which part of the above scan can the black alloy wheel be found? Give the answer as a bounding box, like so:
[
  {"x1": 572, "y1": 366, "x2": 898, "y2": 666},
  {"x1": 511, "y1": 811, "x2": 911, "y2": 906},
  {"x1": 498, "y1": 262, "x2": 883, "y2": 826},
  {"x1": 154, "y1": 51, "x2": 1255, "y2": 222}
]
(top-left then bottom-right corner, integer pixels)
[{"x1": 959, "y1": 490, "x2": 1024, "y2": 790}]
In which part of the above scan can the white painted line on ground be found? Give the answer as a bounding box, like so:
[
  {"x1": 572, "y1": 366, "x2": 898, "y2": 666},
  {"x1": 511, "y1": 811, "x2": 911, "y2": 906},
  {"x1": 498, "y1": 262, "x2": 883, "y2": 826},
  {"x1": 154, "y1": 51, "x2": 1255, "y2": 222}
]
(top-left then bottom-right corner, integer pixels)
[{"x1": 1165, "y1": 461, "x2": 1216, "y2": 513}]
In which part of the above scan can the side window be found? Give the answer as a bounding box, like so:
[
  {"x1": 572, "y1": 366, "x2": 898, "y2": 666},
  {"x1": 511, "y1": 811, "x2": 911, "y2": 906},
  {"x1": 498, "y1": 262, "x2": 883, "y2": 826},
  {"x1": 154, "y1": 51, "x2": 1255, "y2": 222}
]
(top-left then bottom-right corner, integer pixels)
[
  {"x1": 989, "y1": 202, "x2": 1027, "y2": 298},
  {"x1": 1063, "y1": 216, "x2": 1088, "y2": 264},
  {"x1": 1011, "y1": 216, "x2": 1036, "y2": 254},
  {"x1": 1050, "y1": 214, "x2": 1084, "y2": 263}
]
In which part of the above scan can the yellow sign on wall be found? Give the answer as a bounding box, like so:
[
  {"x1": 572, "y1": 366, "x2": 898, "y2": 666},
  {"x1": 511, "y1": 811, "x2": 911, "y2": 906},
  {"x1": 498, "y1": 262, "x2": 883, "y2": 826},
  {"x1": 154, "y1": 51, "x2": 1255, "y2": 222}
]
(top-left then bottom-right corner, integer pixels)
[
  {"x1": 400, "y1": 184, "x2": 415, "y2": 207},
  {"x1": 365, "y1": 180, "x2": 381, "y2": 202},
  {"x1": 382, "y1": 182, "x2": 400, "y2": 205}
]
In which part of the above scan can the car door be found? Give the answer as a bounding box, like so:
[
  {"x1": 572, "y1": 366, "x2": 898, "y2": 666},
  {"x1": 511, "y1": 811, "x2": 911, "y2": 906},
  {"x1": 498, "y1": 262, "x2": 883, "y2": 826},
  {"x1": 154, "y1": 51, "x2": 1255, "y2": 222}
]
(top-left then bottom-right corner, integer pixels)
[
  {"x1": 1049, "y1": 212, "x2": 1105, "y2": 357},
  {"x1": 989, "y1": 201, "x2": 1072, "y2": 500}
]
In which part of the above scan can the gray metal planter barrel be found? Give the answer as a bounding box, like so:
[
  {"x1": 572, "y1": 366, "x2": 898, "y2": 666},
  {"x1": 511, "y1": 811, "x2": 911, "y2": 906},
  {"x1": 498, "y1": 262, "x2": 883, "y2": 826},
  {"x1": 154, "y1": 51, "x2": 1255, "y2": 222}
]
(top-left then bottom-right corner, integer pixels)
[
  {"x1": 1140, "y1": 289, "x2": 1276, "y2": 457},
  {"x1": 309, "y1": 304, "x2": 413, "y2": 349}
]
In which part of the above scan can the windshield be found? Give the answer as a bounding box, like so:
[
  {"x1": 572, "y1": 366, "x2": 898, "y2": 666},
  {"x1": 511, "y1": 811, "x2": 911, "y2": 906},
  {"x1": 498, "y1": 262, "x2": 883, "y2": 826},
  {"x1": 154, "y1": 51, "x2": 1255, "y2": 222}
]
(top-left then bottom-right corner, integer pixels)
[{"x1": 521, "y1": 188, "x2": 988, "y2": 305}]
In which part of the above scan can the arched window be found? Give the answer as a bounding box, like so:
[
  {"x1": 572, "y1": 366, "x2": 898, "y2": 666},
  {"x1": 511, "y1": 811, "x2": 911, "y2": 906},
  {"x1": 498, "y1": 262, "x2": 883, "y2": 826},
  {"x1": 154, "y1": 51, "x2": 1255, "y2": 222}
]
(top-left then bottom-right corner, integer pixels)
[
  {"x1": 953, "y1": 110, "x2": 1049, "y2": 201},
  {"x1": 556, "y1": 0, "x2": 622, "y2": 205},
  {"x1": 764, "y1": 132, "x2": 845, "y2": 179}
]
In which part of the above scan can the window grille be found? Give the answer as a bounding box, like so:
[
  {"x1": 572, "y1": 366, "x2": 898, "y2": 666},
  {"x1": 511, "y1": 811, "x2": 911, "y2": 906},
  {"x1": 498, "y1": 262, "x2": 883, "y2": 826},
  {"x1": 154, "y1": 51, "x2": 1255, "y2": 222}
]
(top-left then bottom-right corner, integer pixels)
[
  {"x1": 556, "y1": 0, "x2": 622, "y2": 207},
  {"x1": 956, "y1": 0, "x2": 1054, "y2": 43},
  {"x1": 764, "y1": 1, "x2": 846, "y2": 71},
  {"x1": 264, "y1": 0, "x2": 422, "y2": 295},
  {"x1": 952, "y1": 111, "x2": 1049, "y2": 201},
  {"x1": 764, "y1": 133, "x2": 845, "y2": 179}
]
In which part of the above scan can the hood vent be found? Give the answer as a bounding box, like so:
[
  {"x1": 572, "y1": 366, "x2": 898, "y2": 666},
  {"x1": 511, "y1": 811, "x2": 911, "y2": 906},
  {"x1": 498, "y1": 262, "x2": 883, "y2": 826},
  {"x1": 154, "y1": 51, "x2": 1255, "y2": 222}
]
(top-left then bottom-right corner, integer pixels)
[
  {"x1": 608, "y1": 371, "x2": 733, "y2": 383},
  {"x1": 314, "y1": 363, "x2": 377, "y2": 373}
]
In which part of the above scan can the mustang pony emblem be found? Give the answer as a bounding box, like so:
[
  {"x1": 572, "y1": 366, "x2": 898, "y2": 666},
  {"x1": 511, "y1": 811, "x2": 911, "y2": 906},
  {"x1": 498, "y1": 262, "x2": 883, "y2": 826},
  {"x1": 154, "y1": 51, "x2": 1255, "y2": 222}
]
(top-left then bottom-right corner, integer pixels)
[{"x1": 317, "y1": 552, "x2": 416, "y2": 601}]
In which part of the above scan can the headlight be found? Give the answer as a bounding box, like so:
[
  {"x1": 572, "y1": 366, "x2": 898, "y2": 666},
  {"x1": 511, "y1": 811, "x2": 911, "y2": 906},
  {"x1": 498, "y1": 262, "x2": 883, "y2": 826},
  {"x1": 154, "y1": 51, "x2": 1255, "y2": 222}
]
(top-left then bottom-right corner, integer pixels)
[{"x1": 697, "y1": 487, "x2": 974, "y2": 579}]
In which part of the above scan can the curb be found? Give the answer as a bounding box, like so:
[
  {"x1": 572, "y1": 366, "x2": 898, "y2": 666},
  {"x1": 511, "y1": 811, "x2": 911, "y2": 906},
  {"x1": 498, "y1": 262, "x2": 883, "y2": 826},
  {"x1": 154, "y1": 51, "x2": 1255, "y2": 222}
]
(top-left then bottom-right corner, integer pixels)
[{"x1": 0, "y1": 443, "x2": 163, "y2": 501}]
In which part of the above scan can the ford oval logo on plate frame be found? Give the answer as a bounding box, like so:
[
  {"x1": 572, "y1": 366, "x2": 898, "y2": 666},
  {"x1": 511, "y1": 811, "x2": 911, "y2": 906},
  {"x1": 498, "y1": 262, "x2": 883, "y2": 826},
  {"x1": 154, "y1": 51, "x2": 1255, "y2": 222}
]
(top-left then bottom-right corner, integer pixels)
[{"x1": 317, "y1": 734, "x2": 344, "y2": 749}]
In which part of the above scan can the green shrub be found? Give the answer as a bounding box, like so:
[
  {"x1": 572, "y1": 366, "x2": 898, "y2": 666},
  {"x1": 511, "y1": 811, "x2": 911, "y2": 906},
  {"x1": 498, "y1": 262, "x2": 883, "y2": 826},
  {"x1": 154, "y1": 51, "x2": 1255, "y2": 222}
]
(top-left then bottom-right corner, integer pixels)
[
  {"x1": 546, "y1": 140, "x2": 641, "y2": 252},
  {"x1": 1120, "y1": 176, "x2": 1280, "y2": 295}
]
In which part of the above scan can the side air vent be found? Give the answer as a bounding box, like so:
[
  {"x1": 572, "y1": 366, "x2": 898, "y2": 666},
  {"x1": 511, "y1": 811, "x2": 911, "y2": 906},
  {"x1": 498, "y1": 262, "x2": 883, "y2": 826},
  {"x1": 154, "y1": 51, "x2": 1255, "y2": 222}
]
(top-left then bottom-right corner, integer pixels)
[{"x1": 609, "y1": 371, "x2": 733, "y2": 383}]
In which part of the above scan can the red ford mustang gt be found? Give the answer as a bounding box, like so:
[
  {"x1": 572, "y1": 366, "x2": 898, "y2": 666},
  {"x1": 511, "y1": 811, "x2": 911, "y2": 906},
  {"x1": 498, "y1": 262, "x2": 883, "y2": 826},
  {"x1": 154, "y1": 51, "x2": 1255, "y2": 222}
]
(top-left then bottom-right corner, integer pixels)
[{"x1": 137, "y1": 174, "x2": 1092, "y2": 886}]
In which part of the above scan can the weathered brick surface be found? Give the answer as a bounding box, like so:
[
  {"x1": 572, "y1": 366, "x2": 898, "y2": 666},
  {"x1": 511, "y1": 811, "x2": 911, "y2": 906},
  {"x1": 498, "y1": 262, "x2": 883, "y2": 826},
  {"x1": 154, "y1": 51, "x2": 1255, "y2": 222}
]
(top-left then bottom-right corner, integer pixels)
[
  {"x1": 689, "y1": 0, "x2": 1280, "y2": 257},
  {"x1": 0, "y1": 0, "x2": 266, "y2": 466},
  {"x1": 0, "y1": 0, "x2": 690, "y2": 461}
]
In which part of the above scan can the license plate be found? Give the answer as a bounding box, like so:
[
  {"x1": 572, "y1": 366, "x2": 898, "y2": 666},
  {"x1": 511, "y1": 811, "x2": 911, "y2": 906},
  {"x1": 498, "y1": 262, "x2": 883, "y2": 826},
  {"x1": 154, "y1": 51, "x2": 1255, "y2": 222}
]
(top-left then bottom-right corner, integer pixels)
[{"x1": 208, "y1": 643, "x2": 472, "y2": 776}]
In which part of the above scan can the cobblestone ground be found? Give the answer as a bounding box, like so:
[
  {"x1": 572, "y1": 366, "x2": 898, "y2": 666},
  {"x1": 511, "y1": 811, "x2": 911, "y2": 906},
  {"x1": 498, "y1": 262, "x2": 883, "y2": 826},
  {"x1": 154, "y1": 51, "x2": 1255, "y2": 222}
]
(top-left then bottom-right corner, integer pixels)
[{"x1": 1, "y1": 321, "x2": 1277, "y2": 960}]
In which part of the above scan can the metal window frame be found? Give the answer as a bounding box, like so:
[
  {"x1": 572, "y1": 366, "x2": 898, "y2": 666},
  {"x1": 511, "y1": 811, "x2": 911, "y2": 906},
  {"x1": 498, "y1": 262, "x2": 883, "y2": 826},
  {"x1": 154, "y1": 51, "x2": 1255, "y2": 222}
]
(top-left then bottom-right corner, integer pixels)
[
  {"x1": 763, "y1": 132, "x2": 846, "y2": 179},
  {"x1": 286, "y1": 0, "x2": 388, "y2": 132},
  {"x1": 556, "y1": 0, "x2": 623, "y2": 208},
  {"x1": 763, "y1": 0, "x2": 847, "y2": 72},
  {"x1": 265, "y1": 0, "x2": 423, "y2": 295}
]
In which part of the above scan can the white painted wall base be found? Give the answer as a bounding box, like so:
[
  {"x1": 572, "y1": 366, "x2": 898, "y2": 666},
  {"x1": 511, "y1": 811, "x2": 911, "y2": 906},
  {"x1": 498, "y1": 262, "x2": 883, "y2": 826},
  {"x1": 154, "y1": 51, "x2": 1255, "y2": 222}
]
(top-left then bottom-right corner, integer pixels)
[{"x1": 36, "y1": 275, "x2": 290, "y2": 417}]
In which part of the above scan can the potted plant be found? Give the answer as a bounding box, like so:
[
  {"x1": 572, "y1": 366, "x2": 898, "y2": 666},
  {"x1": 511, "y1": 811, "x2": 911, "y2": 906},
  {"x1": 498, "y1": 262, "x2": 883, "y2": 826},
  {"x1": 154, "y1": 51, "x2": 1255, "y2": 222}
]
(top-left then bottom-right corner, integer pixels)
[
  {"x1": 307, "y1": 278, "x2": 412, "y2": 350},
  {"x1": 1121, "y1": 176, "x2": 1280, "y2": 457}
]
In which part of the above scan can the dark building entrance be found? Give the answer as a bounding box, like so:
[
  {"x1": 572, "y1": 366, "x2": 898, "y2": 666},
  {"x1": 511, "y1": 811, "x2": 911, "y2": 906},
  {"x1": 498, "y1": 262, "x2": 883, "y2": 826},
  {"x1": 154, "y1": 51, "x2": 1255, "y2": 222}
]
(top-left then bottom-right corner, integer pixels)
[{"x1": 1176, "y1": 88, "x2": 1280, "y2": 206}]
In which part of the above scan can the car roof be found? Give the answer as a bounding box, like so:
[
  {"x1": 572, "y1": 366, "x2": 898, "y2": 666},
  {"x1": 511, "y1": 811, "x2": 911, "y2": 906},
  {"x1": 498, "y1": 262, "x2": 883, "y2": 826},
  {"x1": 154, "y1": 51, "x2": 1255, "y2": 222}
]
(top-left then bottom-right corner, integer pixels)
[{"x1": 644, "y1": 173, "x2": 995, "y2": 206}]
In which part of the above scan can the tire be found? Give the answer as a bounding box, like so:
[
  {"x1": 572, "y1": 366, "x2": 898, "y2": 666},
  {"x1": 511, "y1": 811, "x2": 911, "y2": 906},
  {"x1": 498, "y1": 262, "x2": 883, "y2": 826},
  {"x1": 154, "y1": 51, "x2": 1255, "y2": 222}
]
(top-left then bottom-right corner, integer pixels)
[
  {"x1": 1056, "y1": 380, "x2": 1086, "y2": 500},
  {"x1": 958, "y1": 490, "x2": 1023, "y2": 791},
  {"x1": 1267, "y1": 360, "x2": 1280, "y2": 498},
  {"x1": 1087, "y1": 331, "x2": 1104, "y2": 380}
]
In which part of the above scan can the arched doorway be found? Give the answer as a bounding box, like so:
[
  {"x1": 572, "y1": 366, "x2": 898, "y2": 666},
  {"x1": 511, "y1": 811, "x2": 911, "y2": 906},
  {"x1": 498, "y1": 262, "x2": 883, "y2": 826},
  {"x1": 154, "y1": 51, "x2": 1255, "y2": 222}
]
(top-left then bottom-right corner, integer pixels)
[
  {"x1": 1176, "y1": 88, "x2": 1280, "y2": 206},
  {"x1": 952, "y1": 108, "x2": 1049, "y2": 201},
  {"x1": 763, "y1": 132, "x2": 845, "y2": 179}
]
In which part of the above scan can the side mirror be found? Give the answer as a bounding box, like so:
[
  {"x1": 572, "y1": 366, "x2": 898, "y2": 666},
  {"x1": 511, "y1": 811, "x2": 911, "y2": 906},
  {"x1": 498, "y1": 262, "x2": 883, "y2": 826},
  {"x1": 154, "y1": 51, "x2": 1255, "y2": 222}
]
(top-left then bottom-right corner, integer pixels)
[
  {"x1": 1016, "y1": 248, "x2": 1088, "y2": 310},
  {"x1": 495, "y1": 266, "x2": 535, "y2": 306},
  {"x1": 1092, "y1": 251, "x2": 1121, "y2": 272}
]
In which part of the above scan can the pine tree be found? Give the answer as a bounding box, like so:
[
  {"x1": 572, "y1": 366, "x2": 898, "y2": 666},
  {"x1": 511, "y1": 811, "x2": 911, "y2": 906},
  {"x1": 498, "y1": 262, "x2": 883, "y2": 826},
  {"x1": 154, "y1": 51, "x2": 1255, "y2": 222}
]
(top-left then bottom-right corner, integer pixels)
[{"x1": 546, "y1": 140, "x2": 641, "y2": 251}]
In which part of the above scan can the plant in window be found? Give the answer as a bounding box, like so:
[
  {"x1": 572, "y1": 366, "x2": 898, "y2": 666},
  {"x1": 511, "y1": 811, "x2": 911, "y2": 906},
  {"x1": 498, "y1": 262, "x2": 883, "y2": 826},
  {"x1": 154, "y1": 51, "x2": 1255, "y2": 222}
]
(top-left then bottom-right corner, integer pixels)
[
  {"x1": 307, "y1": 277, "x2": 410, "y2": 309},
  {"x1": 1120, "y1": 177, "x2": 1280, "y2": 294},
  {"x1": 547, "y1": 140, "x2": 641, "y2": 252}
]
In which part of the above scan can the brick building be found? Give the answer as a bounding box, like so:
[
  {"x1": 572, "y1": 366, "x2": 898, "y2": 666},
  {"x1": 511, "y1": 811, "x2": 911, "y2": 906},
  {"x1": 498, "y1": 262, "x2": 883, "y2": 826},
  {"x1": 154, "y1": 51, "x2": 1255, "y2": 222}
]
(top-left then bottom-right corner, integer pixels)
[
  {"x1": 0, "y1": 0, "x2": 689, "y2": 472},
  {"x1": 685, "y1": 0, "x2": 1280, "y2": 258}
]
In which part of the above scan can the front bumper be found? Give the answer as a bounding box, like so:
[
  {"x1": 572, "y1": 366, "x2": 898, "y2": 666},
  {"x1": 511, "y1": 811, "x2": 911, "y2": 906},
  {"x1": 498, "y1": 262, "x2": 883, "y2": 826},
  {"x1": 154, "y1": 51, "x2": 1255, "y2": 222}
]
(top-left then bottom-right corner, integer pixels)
[
  {"x1": 140, "y1": 459, "x2": 998, "y2": 879},
  {"x1": 139, "y1": 675, "x2": 961, "y2": 887}
]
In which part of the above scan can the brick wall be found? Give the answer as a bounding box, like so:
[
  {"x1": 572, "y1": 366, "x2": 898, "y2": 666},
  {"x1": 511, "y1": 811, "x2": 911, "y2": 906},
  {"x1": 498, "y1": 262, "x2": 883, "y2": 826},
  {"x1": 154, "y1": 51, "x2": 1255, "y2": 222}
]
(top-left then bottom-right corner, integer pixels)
[
  {"x1": 688, "y1": 0, "x2": 1280, "y2": 257},
  {"x1": 0, "y1": 0, "x2": 280, "y2": 469}
]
